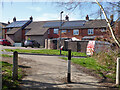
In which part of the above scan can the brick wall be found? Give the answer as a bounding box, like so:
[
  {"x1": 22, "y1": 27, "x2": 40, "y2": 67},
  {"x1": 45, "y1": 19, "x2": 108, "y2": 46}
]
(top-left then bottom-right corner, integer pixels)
[{"x1": 48, "y1": 28, "x2": 107, "y2": 40}]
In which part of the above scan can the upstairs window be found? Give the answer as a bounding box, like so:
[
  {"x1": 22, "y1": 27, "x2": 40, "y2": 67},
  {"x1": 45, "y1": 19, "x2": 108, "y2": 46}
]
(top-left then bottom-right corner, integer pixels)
[
  {"x1": 48, "y1": 29, "x2": 50, "y2": 34},
  {"x1": 101, "y1": 28, "x2": 106, "y2": 32},
  {"x1": 73, "y1": 29, "x2": 79, "y2": 35},
  {"x1": 61, "y1": 30, "x2": 66, "y2": 33},
  {"x1": 68, "y1": 30, "x2": 70, "y2": 32},
  {"x1": 54, "y1": 29, "x2": 58, "y2": 34},
  {"x1": 88, "y1": 29, "x2": 94, "y2": 35}
]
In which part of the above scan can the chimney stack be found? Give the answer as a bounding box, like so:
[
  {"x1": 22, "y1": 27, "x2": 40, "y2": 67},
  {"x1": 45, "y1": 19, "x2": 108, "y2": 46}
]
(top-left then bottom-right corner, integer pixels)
[
  {"x1": 65, "y1": 15, "x2": 69, "y2": 21},
  {"x1": 86, "y1": 15, "x2": 89, "y2": 20},
  {"x1": 30, "y1": 16, "x2": 33, "y2": 21},
  {"x1": 13, "y1": 17, "x2": 16, "y2": 22},
  {"x1": 110, "y1": 14, "x2": 114, "y2": 26},
  {"x1": 8, "y1": 21, "x2": 10, "y2": 24}
]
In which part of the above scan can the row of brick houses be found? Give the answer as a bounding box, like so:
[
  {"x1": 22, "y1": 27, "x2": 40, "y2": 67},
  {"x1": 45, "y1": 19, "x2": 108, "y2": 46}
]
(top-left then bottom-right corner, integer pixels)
[{"x1": 2, "y1": 15, "x2": 120, "y2": 47}]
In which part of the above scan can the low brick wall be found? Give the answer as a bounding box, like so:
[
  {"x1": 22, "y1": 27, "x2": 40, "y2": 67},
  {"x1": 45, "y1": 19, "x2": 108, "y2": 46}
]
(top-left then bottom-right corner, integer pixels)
[
  {"x1": 64, "y1": 40, "x2": 89, "y2": 53},
  {"x1": 45, "y1": 39, "x2": 88, "y2": 53},
  {"x1": 45, "y1": 39, "x2": 57, "y2": 49}
]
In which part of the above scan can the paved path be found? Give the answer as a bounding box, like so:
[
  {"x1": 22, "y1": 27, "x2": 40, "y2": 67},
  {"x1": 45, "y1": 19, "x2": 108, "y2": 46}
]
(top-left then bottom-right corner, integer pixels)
[{"x1": 18, "y1": 54, "x2": 104, "y2": 89}]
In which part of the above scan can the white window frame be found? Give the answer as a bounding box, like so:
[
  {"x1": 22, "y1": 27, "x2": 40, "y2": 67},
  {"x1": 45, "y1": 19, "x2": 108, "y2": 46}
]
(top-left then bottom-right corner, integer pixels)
[
  {"x1": 54, "y1": 29, "x2": 58, "y2": 34},
  {"x1": 73, "y1": 29, "x2": 79, "y2": 35},
  {"x1": 88, "y1": 29, "x2": 94, "y2": 35},
  {"x1": 101, "y1": 28, "x2": 106, "y2": 32},
  {"x1": 61, "y1": 30, "x2": 66, "y2": 33},
  {"x1": 48, "y1": 29, "x2": 50, "y2": 34}
]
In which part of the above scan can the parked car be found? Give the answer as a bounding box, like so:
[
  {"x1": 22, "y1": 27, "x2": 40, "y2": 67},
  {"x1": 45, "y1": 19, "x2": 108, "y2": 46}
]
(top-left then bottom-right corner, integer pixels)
[
  {"x1": 0, "y1": 39, "x2": 11, "y2": 46},
  {"x1": 24, "y1": 40, "x2": 40, "y2": 48}
]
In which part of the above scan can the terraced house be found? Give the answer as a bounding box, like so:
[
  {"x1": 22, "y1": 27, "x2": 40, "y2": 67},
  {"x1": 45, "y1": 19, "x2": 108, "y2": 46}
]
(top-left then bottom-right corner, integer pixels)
[
  {"x1": 3, "y1": 17, "x2": 33, "y2": 45},
  {"x1": 43, "y1": 15, "x2": 109, "y2": 40},
  {"x1": 2, "y1": 15, "x2": 120, "y2": 47}
]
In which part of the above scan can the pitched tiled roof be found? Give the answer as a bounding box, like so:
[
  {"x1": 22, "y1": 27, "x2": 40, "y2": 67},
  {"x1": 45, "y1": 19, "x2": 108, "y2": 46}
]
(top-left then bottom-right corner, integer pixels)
[
  {"x1": 43, "y1": 19, "x2": 107, "y2": 29},
  {"x1": 0, "y1": 22, "x2": 8, "y2": 27},
  {"x1": 25, "y1": 20, "x2": 61, "y2": 35},
  {"x1": 5, "y1": 20, "x2": 30, "y2": 28},
  {"x1": 60, "y1": 20, "x2": 86, "y2": 29},
  {"x1": 82, "y1": 19, "x2": 107, "y2": 29},
  {"x1": 43, "y1": 21, "x2": 63, "y2": 28},
  {"x1": 6, "y1": 28, "x2": 21, "y2": 35},
  {"x1": 25, "y1": 21, "x2": 49, "y2": 35}
]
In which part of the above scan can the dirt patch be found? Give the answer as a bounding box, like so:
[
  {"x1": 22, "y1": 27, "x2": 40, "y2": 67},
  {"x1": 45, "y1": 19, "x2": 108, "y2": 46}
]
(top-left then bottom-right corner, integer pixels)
[{"x1": 71, "y1": 62, "x2": 118, "y2": 88}]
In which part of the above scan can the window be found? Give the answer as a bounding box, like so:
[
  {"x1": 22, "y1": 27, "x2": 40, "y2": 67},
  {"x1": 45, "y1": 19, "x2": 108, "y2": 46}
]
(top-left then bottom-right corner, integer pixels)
[
  {"x1": 73, "y1": 29, "x2": 79, "y2": 35},
  {"x1": 54, "y1": 29, "x2": 58, "y2": 34},
  {"x1": 88, "y1": 29, "x2": 94, "y2": 35},
  {"x1": 61, "y1": 30, "x2": 66, "y2": 33},
  {"x1": 68, "y1": 30, "x2": 70, "y2": 32},
  {"x1": 48, "y1": 29, "x2": 50, "y2": 34},
  {"x1": 101, "y1": 28, "x2": 106, "y2": 32}
]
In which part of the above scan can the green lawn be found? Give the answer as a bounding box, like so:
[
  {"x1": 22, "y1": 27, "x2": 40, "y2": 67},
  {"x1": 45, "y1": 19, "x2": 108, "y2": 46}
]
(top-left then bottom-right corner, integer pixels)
[
  {"x1": 4, "y1": 49, "x2": 87, "y2": 56},
  {"x1": 1, "y1": 61, "x2": 23, "y2": 89},
  {"x1": 60, "y1": 57, "x2": 116, "y2": 82},
  {"x1": 0, "y1": 54, "x2": 13, "y2": 58}
]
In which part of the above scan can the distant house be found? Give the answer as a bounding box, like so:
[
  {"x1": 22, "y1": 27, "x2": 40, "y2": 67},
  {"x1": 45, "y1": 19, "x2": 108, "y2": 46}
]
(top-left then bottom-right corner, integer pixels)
[
  {"x1": 24, "y1": 20, "x2": 61, "y2": 47},
  {"x1": 43, "y1": 15, "x2": 108, "y2": 40},
  {"x1": 0, "y1": 22, "x2": 8, "y2": 39},
  {"x1": 3, "y1": 17, "x2": 32, "y2": 45},
  {"x1": 25, "y1": 21, "x2": 49, "y2": 47}
]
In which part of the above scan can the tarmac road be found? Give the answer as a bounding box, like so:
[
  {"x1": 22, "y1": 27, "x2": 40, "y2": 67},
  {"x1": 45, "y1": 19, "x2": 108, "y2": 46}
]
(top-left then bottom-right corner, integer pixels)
[{"x1": 18, "y1": 54, "x2": 105, "y2": 89}]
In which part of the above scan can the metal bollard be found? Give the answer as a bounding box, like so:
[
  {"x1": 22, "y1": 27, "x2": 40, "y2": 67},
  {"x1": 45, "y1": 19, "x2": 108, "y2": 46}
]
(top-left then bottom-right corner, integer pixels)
[
  {"x1": 13, "y1": 51, "x2": 18, "y2": 80},
  {"x1": 116, "y1": 57, "x2": 120, "y2": 85},
  {"x1": 67, "y1": 49, "x2": 71, "y2": 83}
]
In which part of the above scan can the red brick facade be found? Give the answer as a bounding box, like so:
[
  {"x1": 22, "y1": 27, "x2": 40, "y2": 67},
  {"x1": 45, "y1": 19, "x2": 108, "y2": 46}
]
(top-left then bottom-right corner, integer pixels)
[{"x1": 48, "y1": 28, "x2": 108, "y2": 40}]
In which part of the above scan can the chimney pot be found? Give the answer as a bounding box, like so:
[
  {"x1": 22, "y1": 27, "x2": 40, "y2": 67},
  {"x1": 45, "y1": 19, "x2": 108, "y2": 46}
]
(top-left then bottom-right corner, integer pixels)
[
  {"x1": 13, "y1": 17, "x2": 16, "y2": 22},
  {"x1": 65, "y1": 15, "x2": 69, "y2": 21},
  {"x1": 30, "y1": 16, "x2": 33, "y2": 21},
  {"x1": 86, "y1": 15, "x2": 89, "y2": 20},
  {"x1": 8, "y1": 21, "x2": 10, "y2": 24}
]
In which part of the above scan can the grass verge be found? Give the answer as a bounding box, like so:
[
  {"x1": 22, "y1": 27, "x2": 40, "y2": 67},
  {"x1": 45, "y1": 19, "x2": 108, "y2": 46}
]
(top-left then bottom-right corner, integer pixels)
[
  {"x1": 1, "y1": 61, "x2": 23, "y2": 89},
  {"x1": 60, "y1": 57, "x2": 116, "y2": 82},
  {"x1": 4, "y1": 49, "x2": 86, "y2": 56},
  {"x1": 0, "y1": 54, "x2": 13, "y2": 58}
]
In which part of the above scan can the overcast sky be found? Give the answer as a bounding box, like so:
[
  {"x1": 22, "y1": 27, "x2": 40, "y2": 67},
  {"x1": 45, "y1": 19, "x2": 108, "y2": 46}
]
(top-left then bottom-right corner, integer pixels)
[{"x1": 0, "y1": 1, "x2": 119, "y2": 23}]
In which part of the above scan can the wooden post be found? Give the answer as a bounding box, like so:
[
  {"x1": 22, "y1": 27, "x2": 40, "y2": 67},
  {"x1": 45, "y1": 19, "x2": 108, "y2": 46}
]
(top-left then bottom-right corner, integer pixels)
[
  {"x1": 67, "y1": 49, "x2": 71, "y2": 83},
  {"x1": 116, "y1": 57, "x2": 120, "y2": 85},
  {"x1": 13, "y1": 51, "x2": 18, "y2": 80}
]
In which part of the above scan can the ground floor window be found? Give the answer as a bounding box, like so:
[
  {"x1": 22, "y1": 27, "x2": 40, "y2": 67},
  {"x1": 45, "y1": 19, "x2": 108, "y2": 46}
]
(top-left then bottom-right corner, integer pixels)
[
  {"x1": 61, "y1": 30, "x2": 66, "y2": 33},
  {"x1": 54, "y1": 29, "x2": 58, "y2": 34}
]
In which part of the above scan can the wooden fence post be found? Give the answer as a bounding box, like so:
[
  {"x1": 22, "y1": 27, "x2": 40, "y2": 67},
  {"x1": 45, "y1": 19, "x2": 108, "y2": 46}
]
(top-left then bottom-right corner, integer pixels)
[
  {"x1": 67, "y1": 49, "x2": 71, "y2": 83},
  {"x1": 116, "y1": 57, "x2": 120, "y2": 85},
  {"x1": 13, "y1": 51, "x2": 18, "y2": 80}
]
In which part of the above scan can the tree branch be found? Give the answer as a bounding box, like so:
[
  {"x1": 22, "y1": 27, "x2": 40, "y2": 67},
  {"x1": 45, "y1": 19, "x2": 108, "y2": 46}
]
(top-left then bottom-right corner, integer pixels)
[{"x1": 96, "y1": 0, "x2": 120, "y2": 48}]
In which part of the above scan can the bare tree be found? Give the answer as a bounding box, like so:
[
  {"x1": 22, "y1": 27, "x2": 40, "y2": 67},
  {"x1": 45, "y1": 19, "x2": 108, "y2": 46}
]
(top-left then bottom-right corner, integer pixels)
[
  {"x1": 57, "y1": 1, "x2": 120, "y2": 47},
  {"x1": 96, "y1": 0, "x2": 120, "y2": 47}
]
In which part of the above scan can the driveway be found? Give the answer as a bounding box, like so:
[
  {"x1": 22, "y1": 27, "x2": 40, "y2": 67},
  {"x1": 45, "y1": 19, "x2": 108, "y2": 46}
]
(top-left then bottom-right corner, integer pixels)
[{"x1": 18, "y1": 54, "x2": 105, "y2": 89}]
